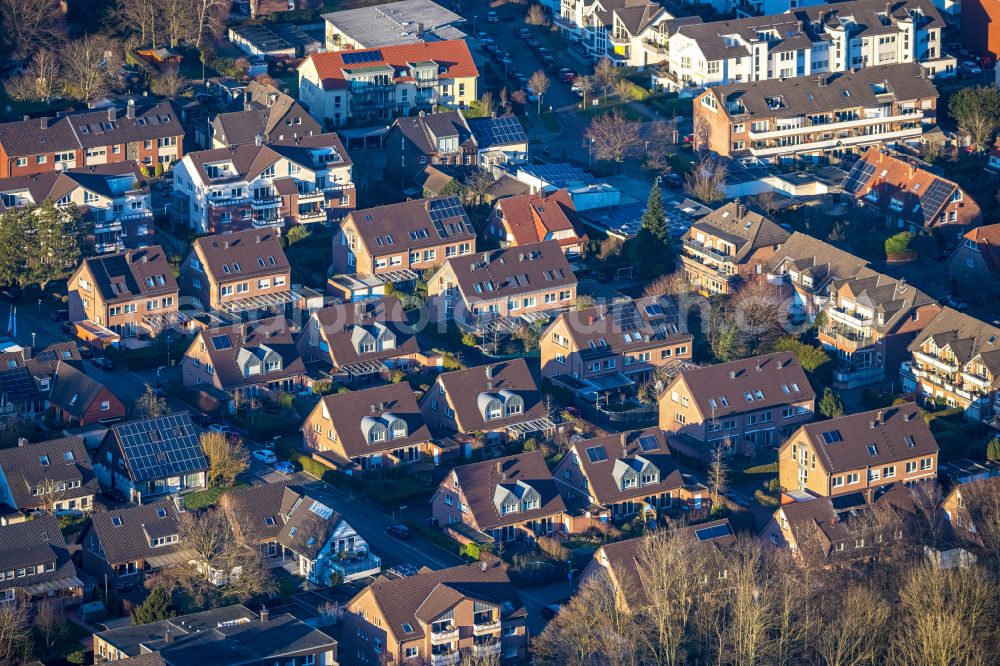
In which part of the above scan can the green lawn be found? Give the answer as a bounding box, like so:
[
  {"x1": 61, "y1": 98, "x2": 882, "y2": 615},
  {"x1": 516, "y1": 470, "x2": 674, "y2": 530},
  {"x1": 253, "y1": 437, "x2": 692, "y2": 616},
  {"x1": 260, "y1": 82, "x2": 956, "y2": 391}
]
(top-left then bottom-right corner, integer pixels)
[
  {"x1": 539, "y1": 112, "x2": 561, "y2": 133},
  {"x1": 580, "y1": 102, "x2": 647, "y2": 122},
  {"x1": 643, "y1": 94, "x2": 694, "y2": 119},
  {"x1": 32, "y1": 619, "x2": 90, "y2": 662},
  {"x1": 183, "y1": 484, "x2": 248, "y2": 510}
]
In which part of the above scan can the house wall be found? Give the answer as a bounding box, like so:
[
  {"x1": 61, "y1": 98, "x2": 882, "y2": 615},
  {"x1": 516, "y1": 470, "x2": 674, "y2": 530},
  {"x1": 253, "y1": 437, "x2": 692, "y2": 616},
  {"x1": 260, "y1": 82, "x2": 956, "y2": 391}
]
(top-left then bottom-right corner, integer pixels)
[
  {"x1": 538, "y1": 321, "x2": 692, "y2": 379},
  {"x1": 53, "y1": 387, "x2": 125, "y2": 427},
  {"x1": 962, "y1": 0, "x2": 1000, "y2": 60}
]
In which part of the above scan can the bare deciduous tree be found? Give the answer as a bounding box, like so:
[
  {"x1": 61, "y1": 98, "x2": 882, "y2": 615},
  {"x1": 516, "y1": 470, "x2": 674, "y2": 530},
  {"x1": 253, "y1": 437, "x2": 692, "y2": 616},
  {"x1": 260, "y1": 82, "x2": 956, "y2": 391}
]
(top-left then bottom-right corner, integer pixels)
[
  {"x1": 0, "y1": 0, "x2": 65, "y2": 58},
  {"x1": 120, "y1": 0, "x2": 163, "y2": 48},
  {"x1": 644, "y1": 118, "x2": 678, "y2": 173},
  {"x1": 684, "y1": 155, "x2": 727, "y2": 204},
  {"x1": 134, "y1": 385, "x2": 171, "y2": 420},
  {"x1": 529, "y1": 70, "x2": 550, "y2": 114},
  {"x1": 200, "y1": 430, "x2": 249, "y2": 488},
  {"x1": 525, "y1": 4, "x2": 550, "y2": 27},
  {"x1": 586, "y1": 110, "x2": 641, "y2": 168},
  {"x1": 62, "y1": 35, "x2": 122, "y2": 102},
  {"x1": 814, "y1": 585, "x2": 888, "y2": 666},
  {"x1": 707, "y1": 437, "x2": 729, "y2": 505},
  {"x1": 0, "y1": 599, "x2": 31, "y2": 666},
  {"x1": 593, "y1": 57, "x2": 621, "y2": 102},
  {"x1": 34, "y1": 598, "x2": 64, "y2": 655},
  {"x1": 5, "y1": 50, "x2": 60, "y2": 103},
  {"x1": 574, "y1": 75, "x2": 594, "y2": 110}
]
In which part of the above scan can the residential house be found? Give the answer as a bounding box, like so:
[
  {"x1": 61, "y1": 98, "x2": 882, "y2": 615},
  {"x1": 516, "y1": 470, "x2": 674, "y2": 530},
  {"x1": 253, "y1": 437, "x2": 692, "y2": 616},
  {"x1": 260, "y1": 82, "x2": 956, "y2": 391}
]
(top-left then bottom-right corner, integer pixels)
[
  {"x1": 941, "y1": 473, "x2": 1000, "y2": 550},
  {"x1": 419, "y1": 359, "x2": 552, "y2": 443},
  {"x1": 298, "y1": 40, "x2": 478, "y2": 126},
  {"x1": 0, "y1": 343, "x2": 82, "y2": 423},
  {"x1": 432, "y1": 451, "x2": 566, "y2": 545},
  {"x1": 0, "y1": 436, "x2": 99, "y2": 521},
  {"x1": 48, "y1": 360, "x2": 126, "y2": 427},
  {"x1": 222, "y1": 483, "x2": 380, "y2": 584},
  {"x1": 179, "y1": 228, "x2": 292, "y2": 317},
  {"x1": 539, "y1": 295, "x2": 693, "y2": 401},
  {"x1": 487, "y1": 190, "x2": 588, "y2": 257},
  {"x1": 580, "y1": 519, "x2": 736, "y2": 610},
  {"x1": 343, "y1": 561, "x2": 526, "y2": 665},
  {"x1": 211, "y1": 81, "x2": 322, "y2": 148},
  {"x1": 901, "y1": 308, "x2": 1000, "y2": 421},
  {"x1": 658, "y1": 351, "x2": 815, "y2": 457},
  {"x1": 557, "y1": 0, "x2": 678, "y2": 69},
  {"x1": 331, "y1": 195, "x2": 476, "y2": 280},
  {"x1": 0, "y1": 515, "x2": 88, "y2": 610},
  {"x1": 777, "y1": 403, "x2": 938, "y2": 496},
  {"x1": 93, "y1": 604, "x2": 338, "y2": 665},
  {"x1": 766, "y1": 231, "x2": 869, "y2": 322},
  {"x1": 962, "y1": 0, "x2": 1000, "y2": 61},
  {"x1": 322, "y1": 0, "x2": 466, "y2": 50},
  {"x1": 0, "y1": 365, "x2": 45, "y2": 421},
  {"x1": 301, "y1": 383, "x2": 437, "y2": 472},
  {"x1": 760, "y1": 486, "x2": 918, "y2": 559},
  {"x1": 817, "y1": 268, "x2": 940, "y2": 388},
  {"x1": 0, "y1": 100, "x2": 184, "y2": 179},
  {"x1": 467, "y1": 115, "x2": 529, "y2": 168},
  {"x1": 296, "y1": 296, "x2": 443, "y2": 384},
  {"x1": 426, "y1": 240, "x2": 578, "y2": 329},
  {"x1": 172, "y1": 133, "x2": 355, "y2": 233},
  {"x1": 67, "y1": 246, "x2": 180, "y2": 341},
  {"x1": 946, "y1": 224, "x2": 1000, "y2": 299},
  {"x1": 80, "y1": 498, "x2": 187, "y2": 590},
  {"x1": 181, "y1": 317, "x2": 307, "y2": 398},
  {"x1": 386, "y1": 111, "x2": 477, "y2": 186},
  {"x1": 679, "y1": 201, "x2": 789, "y2": 295},
  {"x1": 693, "y1": 63, "x2": 938, "y2": 164},
  {"x1": 93, "y1": 413, "x2": 208, "y2": 503},
  {"x1": 843, "y1": 147, "x2": 981, "y2": 235},
  {"x1": 0, "y1": 161, "x2": 155, "y2": 254},
  {"x1": 552, "y1": 429, "x2": 690, "y2": 521}
]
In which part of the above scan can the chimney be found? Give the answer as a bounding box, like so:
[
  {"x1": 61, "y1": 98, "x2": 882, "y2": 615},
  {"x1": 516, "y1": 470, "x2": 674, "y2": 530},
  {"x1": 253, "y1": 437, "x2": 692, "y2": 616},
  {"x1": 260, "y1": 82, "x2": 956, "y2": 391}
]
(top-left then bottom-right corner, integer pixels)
[
  {"x1": 486, "y1": 365, "x2": 494, "y2": 380},
  {"x1": 164, "y1": 628, "x2": 174, "y2": 643},
  {"x1": 240, "y1": 323, "x2": 247, "y2": 342},
  {"x1": 736, "y1": 202, "x2": 746, "y2": 219},
  {"x1": 40, "y1": 117, "x2": 49, "y2": 130},
  {"x1": 127, "y1": 99, "x2": 135, "y2": 119},
  {"x1": 480, "y1": 560, "x2": 487, "y2": 573},
  {"x1": 903, "y1": 411, "x2": 912, "y2": 422},
  {"x1": 173, "y1": 495, "x2": 185, "y2": 513},
  {"x1": 729, "y1": 370, "x2": 736, "y2": 380},
  {"x1": 370, "y1": 404, "x2": 377, "y2": 414},
  {"x1": 255, "y1": 235, "x2": 261, "y2": 243},
  {"x1": 869, "y1": 420, "x2": 877, "y2": 429},
  {"x1": 17, "y1": 437, "x2": 27, "y2": 447},
  {"x1": 108, "y1": 108, "x2": 117, "y2": 122},
  {"x1": 483, "y1": 251, "x2": 490, "y2": 265},
  {"x1": 255, "y1": 133, "x2": 263, "y2": 147},
  {"x1": 876, "y1": 410, "x2": 883, "y2": 424},
  {"x1": 260, "y1": 606, "x2": 269, "y2": 624}
]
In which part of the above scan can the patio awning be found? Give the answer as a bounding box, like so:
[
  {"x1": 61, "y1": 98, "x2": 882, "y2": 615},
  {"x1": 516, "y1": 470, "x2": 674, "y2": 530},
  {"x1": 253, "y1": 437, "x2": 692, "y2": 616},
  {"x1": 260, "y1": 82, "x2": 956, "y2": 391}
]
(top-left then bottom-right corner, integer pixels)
[
  {"x1": 146, "y1": 549, "x2": 196, "y2": 569},
  {"x1": 505, "y1": 417, "x2": 556, "y2": 439},
  {"x1": 219, "y1": 291, "x2": 294, "y2": 314},
  {"x1": 520, "y1": 311, "x2": 552, "y2": 325},
  {"x1": 24, "y1": 575, "x2": 84, "y2": 596},
  {"x1": 142, "y1": 311, "x2": 191, "y2": 334},
  {"x1": 342, "y1": 359, "x2": 387, "y2": 377},
  {"x1": 371, "y1": 269, "x2": 419, "y2": 284}
]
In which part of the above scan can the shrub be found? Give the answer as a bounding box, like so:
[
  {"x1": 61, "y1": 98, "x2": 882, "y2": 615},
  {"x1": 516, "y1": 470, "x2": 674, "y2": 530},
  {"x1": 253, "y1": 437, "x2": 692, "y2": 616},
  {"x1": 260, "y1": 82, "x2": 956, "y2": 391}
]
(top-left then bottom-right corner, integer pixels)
[
  {"x1": 754, "y1": 489, "x2": 779, "y2": 507},
  {"x1": 312, "y1": 380, "x2": 333, "y2": 395},
  {"x1": 389, "y1": 370, "x2": 405, "y2": 384},
  {"x1": 771, "y1": 336, "x2": 831, "y2": 373},
  {"x1": 767, "y1": 477, "x2": 781, "y2": 493},
  {"x1": 537, "y1": 535, "x2": 570, "y2": 562},
  {"x1": 67, "y1": 650, "x2": 89, "y2": 665},
  {"x1": 461, "y1": 332, "x2": 477, "y2": 347},
  {"x1": 286, "y1": 225, "x2": 311, "y2": 245},
  {"x1": 153, "y1": 162, "x2": 164, "y2": 178},
  {"x1": 885, "y1": 231, "x2": 915, "y2": 257}
]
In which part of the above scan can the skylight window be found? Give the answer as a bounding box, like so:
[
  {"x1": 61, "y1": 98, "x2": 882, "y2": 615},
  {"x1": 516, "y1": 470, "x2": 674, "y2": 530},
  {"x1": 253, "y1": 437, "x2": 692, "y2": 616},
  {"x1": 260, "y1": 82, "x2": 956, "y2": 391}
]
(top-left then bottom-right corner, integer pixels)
[
  {"x1": 156, "y1": 507, "x2": 167, "y2": 518},
  {"x1": 265, "y1": 516, "x2": 276, "y2": 526},
  {"x1": 867, "y1": 444, "x2": 879, "y2": 456},
  {"x1": 112, "y1": 516, "x2": 123, "y2": 527},
  {"x1": 904, "y1": 435, "x2": 915, "y2": 448},
  {"x1": 821, "y1": 430, "x2": 842, "y2": 444},
  {"x1": 64, "y1": 451, "x2": 74, "y2": 462},
  {"x1": 40, "y1": 455, "x2": 49, "y2": 467}
]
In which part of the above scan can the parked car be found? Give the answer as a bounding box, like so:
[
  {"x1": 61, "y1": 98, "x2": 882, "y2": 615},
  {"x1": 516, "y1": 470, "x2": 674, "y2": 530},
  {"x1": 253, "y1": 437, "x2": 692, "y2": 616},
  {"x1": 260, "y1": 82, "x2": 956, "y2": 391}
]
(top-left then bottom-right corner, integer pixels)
[
  {"x1": 518, "y1": 28, "x2": 531, "y2": 39},
  {"x1": 962, "y1": 60, "x2": 983, "y2": 75},
  {"x1": 77, "y1": 345, "x2": 92, "y2": 359},
  {"x1": 0, "y1": 286, "x2": 21, "y2": 302},
  {"x1": 486, "y1": 11, "x2": 498, "y2": 23},
  {"x1": 92, "y1": 357, "x2": 113, "y2": 371},
  {"x1": 664, "y1": 172, "x2": 683, "y2": 187},
  {"x1": 386, "y1": 524, "x2": 412, "y2": 540},
  {"x1": 477, "y1": 31, "x2": 489, "y2": 41},
  {"x1": 540, "y1": 55, "x2": 555, "y2": 67},
  {"x1": 49, "y1": 309, "x2": 69, "y2": 322},
  {"x1": 274, "y1": 461, "x2": 295, "y2": 474},
  {"x1": 60, "y1": 321, "x2": 74, "y2": 335},
  {"x1": 252, "y1": 449, "x2": 278, "y2": 464},
  {"x1": 561, "y1": 71, "x2": 577, "y2": 83},
  {"x1": 208, "y1": 423, "x2": 232, "y2": 434}
]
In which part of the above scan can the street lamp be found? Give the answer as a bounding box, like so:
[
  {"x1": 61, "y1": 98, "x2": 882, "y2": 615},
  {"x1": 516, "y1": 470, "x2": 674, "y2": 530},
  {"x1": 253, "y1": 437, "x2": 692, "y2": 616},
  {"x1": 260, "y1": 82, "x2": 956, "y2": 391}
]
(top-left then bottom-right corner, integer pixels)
[{"x1": 473, "y1": 15, "x2": 477, "y2": 35}]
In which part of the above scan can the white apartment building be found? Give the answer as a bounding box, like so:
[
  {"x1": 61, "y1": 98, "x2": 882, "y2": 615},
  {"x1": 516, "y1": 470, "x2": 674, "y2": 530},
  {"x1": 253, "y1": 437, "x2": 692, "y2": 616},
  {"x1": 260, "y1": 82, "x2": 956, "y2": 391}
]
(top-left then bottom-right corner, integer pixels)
[
  {"x1": 558, "y1": 0, "x2": 678, "y2": 68},
  {"x1": 172, "y1": 134, "x2": 355, "y2": 234}
]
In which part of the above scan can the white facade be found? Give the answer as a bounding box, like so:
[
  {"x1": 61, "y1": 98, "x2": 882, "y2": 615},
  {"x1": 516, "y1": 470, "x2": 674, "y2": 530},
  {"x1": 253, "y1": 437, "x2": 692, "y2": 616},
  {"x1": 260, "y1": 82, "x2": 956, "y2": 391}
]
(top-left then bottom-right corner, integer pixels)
[{"x1": 559, "y1": 0, "x2": 674, "y2": 69}]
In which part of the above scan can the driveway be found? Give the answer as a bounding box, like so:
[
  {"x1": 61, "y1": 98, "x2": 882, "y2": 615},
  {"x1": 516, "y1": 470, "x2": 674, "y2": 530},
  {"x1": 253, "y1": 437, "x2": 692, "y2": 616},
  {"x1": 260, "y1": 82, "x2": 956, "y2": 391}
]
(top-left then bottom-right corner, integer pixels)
[{"x1": 515, "y1": 579, "x2": 573, "y2": 636}]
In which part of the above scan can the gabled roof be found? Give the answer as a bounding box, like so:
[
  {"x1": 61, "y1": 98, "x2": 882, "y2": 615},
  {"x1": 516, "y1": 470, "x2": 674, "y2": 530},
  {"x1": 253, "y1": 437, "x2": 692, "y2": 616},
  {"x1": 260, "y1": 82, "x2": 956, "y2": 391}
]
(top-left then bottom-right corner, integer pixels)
[
  {"x1": 445, "y1": 240, "x2": 576, "y2": 302},
  {"x1": 958, "y1": 224, "x2": 1000, "y2": 274},
  {"x1": 310, "y1": 297, "x2": 425, "y2": 369},
  {"x1": 467, "y1": 114, "x2": 528, "y2": 150},
  {"x1": 191, "y1": 228, "x2": 289, "y2": 283},
  {"x1": 313, "y1": 383, "x2": 431, "y2": 458},
  {"x1": 667, "y1": 352, "x2": 814, "y2": 418},
  {"x1": 89, "y1": 498, "x2": 185, "y2": 566},
  {"x1": 275, "y1": 487, "x2": 345, "y2": 560},
  {"x1": 676, "y1": 13, "x2": 817, "y2": 61},
  {"x1": 450, "y1": 450, "x2": 565, "y2": 530},
  {"x1": 0, "y1": 514, "x2": 80, "y2": 592},
  {"x1": 792, "y1": 403, "x2": 936, "y2": 473},
  {"x1": 908, "y1": 308, "x2": 1000, "y2": 385},
  {"x1": 78, "y1": 245, "x2": 178, "y2": 304},
  {"x1": 0, "y1": 341, "x2": 81, "y2": 379},
  {"x1": 0, "y1": 161, "x2": 147, "y2": 211},
  {"x1": 684, "y1": 201, "x2": 789, "y2": 262},
  {"x1": 304, "y1": 40, "x2": 478, "y2": 91},
  {"x1": 346, "y1": 195, "x2": 476, "y2": 255},
  {"x1": 49, "y1": 360, "x2": 114, "y2": 420},
  {"x1": 766, "y1": 232, "x2": 869, "y2": 293},
  {"x1": 107, "y1": 413, "x2": 208, "y2": 483},
  {"x1": 548, "y1": 295, "x2": 690, "y2": 355},
  {"x1": 356, "y1": 561, "x2": 524, "y2": 642},
  {"x1": 213, "y1": 81, "x2": 321, "y2": 146},
  {"x1": 793, "y1": 0, "x2": 944, "y2": 36},
  {"x1": 392, "y1": 111, "x2": 474, "y2": 156},
  {"x1": 572, "y1": 429, "x2": 684, "y2": 504},
  {"x1": 0, "y1": 366, "x2": 41, "y2": 404},
  {"x1": 0, "y1": 436, "x2": 98, "y2": 508},
  {"x1": 494, "y1": 190, "x2": 587, "y2": 248},
  {"x1": 831, "y1": 267, "x2": 936, "y2": 333},
  {"x1": 194, "y1": 317, "x2": 305, "y2": 391},
  {"x1": 435, "y1": 359, "x2": 546, "y2": 433},
  {"x1": 182, "y1": 133, "x2": 350, "y2": 185}
]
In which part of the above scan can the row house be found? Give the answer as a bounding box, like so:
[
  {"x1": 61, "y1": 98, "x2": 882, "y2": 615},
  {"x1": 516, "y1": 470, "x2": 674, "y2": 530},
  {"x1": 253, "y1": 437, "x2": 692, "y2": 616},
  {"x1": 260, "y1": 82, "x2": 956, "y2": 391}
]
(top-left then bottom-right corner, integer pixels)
[
  {"x1": 843, "y1": 147, "x2": 982, "y2": 236},
  {"x1": 552, "y1": 429, "x2": 688, "y2": 521},
  {"x1": 426, "y1": 240, "x2": 577, "y2": 329},
  {"x1": 694, "y1": 63, "x2": 938, "y2": 165},
  {"x1": 93, "y1": 413, "x2": 209, "y2": 503},
  {"x1": 173, "y1": 133, "x2": 354, "y2": 234},
  {"x1": 777, "y1": 403, "x2": 938, "y2": 497},
  {"x1": 297, "y1": 297, "x2": 443, "y2": 384},
  {"x1": 659, "y1": 352, "x2": 815, "y2": 458},
  {"x1": 67, "y1": 246, "x2": 180, "y2": 341},
  {"x1": 0, "y1": 161, "x2": 154, "y2": 254},
  {"x1": 0, "y1": 100, "x2": 183, "y2": 179},
  {"x1": 0, "y1": 436, "x2": 99, "y2": 522},
  {"x1": 817, "y1": 268, "x2": 939, "y2": 388},
  {"x1": 419, "y1": 359, "x2": 553, "y2": 444},
  {"x1": 343, "y1": 561, "x2": 527, "y2": 665},
  {"x1": 181, "y1": 317, "x2": 307, "y2": 398},
  {"x1": 0, "y1": 515, "x2": 87, "y2": 611},
  {"x1": 298, "y1": 40, "x2": 478, "y2": 126},
  {"x1": 558, "y1": 0, "x2": 678, "y2": 69},
  {"x1": 94, "y1": 604, "x2": 338, "y2": 665},
  {"x1": 678, "y1": 201, "x2": 789, "y2": 296},
  {"x1": 81, "y1": 498, "x2": 187, "y2": 590},
  {"x1": 902, "y1": 308, "x2": 1000, "y2": 421},
  {"x1": 658, "y1": 0, "x2": 950, "y2": 91},
  {"x1": 179, "y1": 228, "x2": 292, "y2": 317},
  {"x1": 222, "y1": 483, "x2": 380, "y2": 585},
  {"x1": 332, "y1": 195, "x2": 476, "y2": 282},
  {"x1": 539, "y1": 295, "x2": 693, "y2": 398},
  {"x1": 48, "y1": 361, "x2": 126, "y2": 428},
  {"x1": 432, "y1": 450, "x2": 567, "y2": 545},
  {"x1": 467, "y1": 115, "x2": 530, "y2": 170},
  {"x1": 487, "y1": 189, "x2": 588, "y2": 258},
  {"x1": 946, "y1": 224, "x2": 1000, "y2": 300},
  {"x1": 386, "y1": 110, "x2": 478, "y2": 186},
  {"x1": 211, "y1": 80, "x2": 322, "y2": 148},
  {"x1": 302, "y1": 383, "x2": 439, "y2": 472},
  {"x1": 766, "y1": 231, "x2": 869, "y2": 323}
]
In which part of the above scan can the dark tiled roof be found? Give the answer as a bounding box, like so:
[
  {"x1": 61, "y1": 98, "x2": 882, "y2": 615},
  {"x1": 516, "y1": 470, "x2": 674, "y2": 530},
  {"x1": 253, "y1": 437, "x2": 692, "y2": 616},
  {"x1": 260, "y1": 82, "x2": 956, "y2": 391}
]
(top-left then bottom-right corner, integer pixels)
[
  {"x1": 795, "y1": 403, "x2": 936, "y2": 473},
  {"x1": 310, "y1": 297, "x2": 424, "y2": 370},
  {"x1": 80, "y1": 245, "x2": 178, "y2": 304},
  {"x1": 677, "y1": 14, "x2": 817, "y2": 61},
  {"x1": 435, "y1": 359, "x2": 546, "y2": 433},
  {"x1": 766, "y1": 232, "x2": 869, "y2": 293},
  {"x1": 793, "y1": 0, "x2": 945, "y2": 37},
  {"x1": 313, "y1": 383, "x2": 431, "y2": 458},
  {"x1": 108, "y1": 412, "x2": 208, "y2": 483},
  {"x1": 392, "y1": 110, "x2": 474, "y2": 156},
  {"x1": 572, "y1": 429, "x2": 684, "y2": 504},
  {"x1": 451, "y1": 450, "x2": 565, "y2": 530},
  {"x1": 0, "y1": 341, "x2": 82, "y2": 379},
  {"x1": 0, "y1": 161, "x2": 146, "y2": 210},
  {"x1": 493, "y1": 190, "x2": 586, "y2": 248},
  {"x1": 213, "y1": 81, "x2": 321, "y2": 146},
  {"x1": 89, "y1": 498, "x2": 184, "y2": 566},
  {"x1": 0, "y1": 366, "x2": 41, "y2": 404},
  {"x1": 191, "y1": 228, "x2": 289, "y2": 283},
  {"x1": 447, "y1": 240, "x2": 576, "y2": 302},
  {"x1": 832, "y1": 267, "x2": 936, "y2": 334},
  {"x1": 0, "y1": 514, "x2": 81, "y2": 592},
  {"x1": 49, "y1": 360, "x2": 112, "y2": 420},
  {"x1": 347, "y1": 195, "x2": 476, "y2": 255},
  {"x1": 685, "y1": 201, "x2": 789, "y2": 262},
  {"x1": 548, "y1": 295, "x2": 690, "y2": 355},
  {"x1": 0, "y1": 436, "x2": 98, "y2": 509},
  {"x1": 960, "y1": 224, "x2": 1000, "y2": 274},
  {"x1": 908, "y1": 308, "x2": 1000, "y2": 385},
  {"x1": 194, "y1": 317, "x2": 305, "y2": 391}
]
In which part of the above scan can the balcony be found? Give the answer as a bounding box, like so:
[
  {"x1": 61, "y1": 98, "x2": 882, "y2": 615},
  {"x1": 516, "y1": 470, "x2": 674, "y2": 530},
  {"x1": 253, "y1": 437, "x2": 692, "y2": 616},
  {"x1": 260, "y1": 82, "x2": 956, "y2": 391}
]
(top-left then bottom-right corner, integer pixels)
[
  {"x1": 749, "y1": 127, "x2": 924, "y2": 157},
  {"x1": 296, "y1": 189, "x2": 326, "y2": 203},
  {"x1": 431, "y1": 626, "x2": 458, "y2": 644},
  {"x1": 329, "y1": 552, "x2": 380, "y2": 581},
  {"x1": 94, "y1": 220, "x2": 123, "y2": 233},
  {"x1": 430, "y1": 651, "x2": 460, "y2": 666},
  {"x1": 473, "y1": 642, "x2": 501, "y2": 658},
  {"x1": 297, "y1": 209, "x2": 328, "y2": 224},
  {"x1": 207, "y1": 196, "x2": 250, "y2": 208},
  {"x1": 642, "y1": 40, "x2": 667, "y2": 56},
  {"x1": 913, "y1": 351, "x2": 959, "y2": 374},
  {"x1": 473, "y1": 619, "x2": 501, "y2": 635},
  {"x1": 117, "y1": 210, "x2": 154, "y2": 222},
  {"x1": 747, "y1": 111, "x2": 925, "y2": 140},
  {"x1": 819, "y1": 325, "x2": 873, "y2": 352},
  {"x1": 251, "y1": 195, "x2": 281, "y2": 210},
  {"x1": 963, "y1": 372, "x2": 993, "y2": 389},
  {"x1": 828, "y1": 306, "x2": 872, "y2": 329},
  {"x1": 682, "y1": 239, "x2": 736, "y2": 264},
  {"x1": 609, "y1": 32, "x2": 631, "y2": 46},
  {"x1": 251, "y1": 217, "x2": 280, "y2": 229}
]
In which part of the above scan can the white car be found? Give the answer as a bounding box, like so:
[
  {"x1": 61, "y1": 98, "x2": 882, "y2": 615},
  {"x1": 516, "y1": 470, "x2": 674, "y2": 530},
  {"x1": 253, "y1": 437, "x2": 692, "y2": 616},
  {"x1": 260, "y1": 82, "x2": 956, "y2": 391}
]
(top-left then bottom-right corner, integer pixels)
[
  {"x1": 252, "y1": 449, "x2": 277, "y2": 464},
  {"x1": 486, "y1": 11, "x2": 498, "y2": 23}
]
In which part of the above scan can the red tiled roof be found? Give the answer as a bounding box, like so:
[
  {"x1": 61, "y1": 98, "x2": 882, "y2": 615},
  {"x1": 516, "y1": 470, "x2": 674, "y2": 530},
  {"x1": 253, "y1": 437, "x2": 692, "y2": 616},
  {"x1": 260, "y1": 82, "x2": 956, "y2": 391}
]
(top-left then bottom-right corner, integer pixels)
[
  {"x1": 494, "y1": 189, "x2": 587, "y2": 248},
  {"x1": 962, "y1": 223, "x2": 1000, "y2": 274},
  {"x1": 305, "y1": 40, "x2": 478, "y2": 91}
]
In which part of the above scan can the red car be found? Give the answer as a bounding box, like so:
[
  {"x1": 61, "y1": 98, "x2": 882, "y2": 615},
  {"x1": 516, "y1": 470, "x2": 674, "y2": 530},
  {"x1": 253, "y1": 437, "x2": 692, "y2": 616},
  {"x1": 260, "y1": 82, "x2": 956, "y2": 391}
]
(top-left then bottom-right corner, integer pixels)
[{"x1": 561, "y1": 72, "x2": 576, "y2": 83}]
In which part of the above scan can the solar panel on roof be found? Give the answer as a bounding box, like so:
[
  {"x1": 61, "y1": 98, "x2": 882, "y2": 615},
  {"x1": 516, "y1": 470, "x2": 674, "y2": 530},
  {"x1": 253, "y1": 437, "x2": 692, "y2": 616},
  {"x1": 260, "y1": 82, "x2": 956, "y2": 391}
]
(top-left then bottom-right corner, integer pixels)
[
  {"x1": 610, "y1": 302, "x2": 640, "y2": 331},
  {"x1": 427, "y1": 197, "x2": 473, "y2": 237},
  {"x1": 638, "y1": 435, "x2": 659, "y2": 452},
  {"x1": 116, "y1": 413, "x2": 207, "y2": 482},
  {"x1": 470, "y1": 116, "x2": 527, "y2": 148},
  {"x1": 586, "y1": 445, "x2": 608, "y2": 462},
  {"x1": 211, "y1": 335, "x2": 232, "y2": 351},
  {"x1": 842, "y1": 159, "x2": 876, "y2": 195},
  {"x1": 342, "y1": 49, "x2": 383, "y2": 65},
  {"x1": 694, "y1": 523, "x2": 732, "y2": 541},
  {"x1": 920, "y1": 178, "x2": 954, "y2": 223},
  {"x1": 821, "y1": 430, "x2": 842, "y2": 444},
  {"x1": 0, "y1": 368, "x2": 38, "y2": 402},
  {"x1": 644, "y1": 303, "x2": 664, "y2": 317}
]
